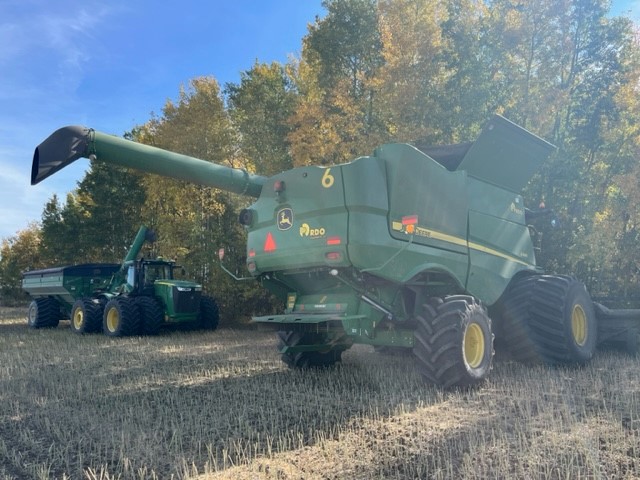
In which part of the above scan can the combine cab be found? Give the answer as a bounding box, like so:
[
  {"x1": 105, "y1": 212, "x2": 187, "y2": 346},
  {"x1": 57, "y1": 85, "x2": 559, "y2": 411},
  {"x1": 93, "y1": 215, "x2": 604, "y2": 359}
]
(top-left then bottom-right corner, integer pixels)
[{"x1": 31, "y1": 115, "x2": 639, "y2": 386}]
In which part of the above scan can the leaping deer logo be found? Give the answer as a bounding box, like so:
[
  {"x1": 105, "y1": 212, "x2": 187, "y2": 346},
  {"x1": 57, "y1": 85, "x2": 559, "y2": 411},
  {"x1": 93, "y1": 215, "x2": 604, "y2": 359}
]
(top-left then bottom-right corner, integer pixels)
[{"x1": 277, "y1": 208, "x2": 294, "y2": 231}]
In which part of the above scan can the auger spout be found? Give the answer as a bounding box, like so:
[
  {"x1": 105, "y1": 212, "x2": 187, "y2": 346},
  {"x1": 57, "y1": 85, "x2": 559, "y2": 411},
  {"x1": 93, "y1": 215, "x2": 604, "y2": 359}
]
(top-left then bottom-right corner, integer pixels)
[{"x1": 32, "y1": 126, "x2": 267, "y2": 197}]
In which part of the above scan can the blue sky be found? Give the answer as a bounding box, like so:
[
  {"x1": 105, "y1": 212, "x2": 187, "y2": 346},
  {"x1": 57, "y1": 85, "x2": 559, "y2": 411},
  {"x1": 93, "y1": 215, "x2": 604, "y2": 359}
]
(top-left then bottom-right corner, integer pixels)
[
  {"x1": 0, "y1": 0, "x2": 324, "y2": 241},
  {"x1": 0, "y1": 0, "x2": 638, "y2": 241}
]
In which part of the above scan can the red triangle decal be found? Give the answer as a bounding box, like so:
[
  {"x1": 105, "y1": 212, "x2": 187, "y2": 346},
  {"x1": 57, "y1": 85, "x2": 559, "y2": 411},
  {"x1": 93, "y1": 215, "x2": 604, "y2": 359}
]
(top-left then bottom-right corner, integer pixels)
[{"x1": 264, "y1": 232, "x2": 277, "y2": 252}]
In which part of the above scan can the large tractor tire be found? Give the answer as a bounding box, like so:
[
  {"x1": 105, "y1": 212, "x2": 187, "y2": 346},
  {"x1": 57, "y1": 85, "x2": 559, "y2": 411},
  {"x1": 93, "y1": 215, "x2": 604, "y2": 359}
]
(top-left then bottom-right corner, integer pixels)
[
  {"x1": 70, "y1": 298, "x2": 103, "y2": 334},
  {"x1": 527, "y1": 275, "x2": 597, "y2": 364},
  {"x1": 103, "y1": 297, "x2": 140, "y2": 337},
  {"x1": 498, "y1": 275, "x2": 543, "y2": 363},
  {"x1": 277, "y1": 331, "x2": 346, "y2": 368},
  {"x1": 135, "y1": 296, "x2": 164, "y2": 335},
  {"x1": 413, "y1": 295, "x2": 494, "y2": 388},
  {"x1": 27, "y1": 298, "x2": 60, "y2": 329},
  {"x1": 198, "y1": 295, "x2": 220, "y2": 330}
]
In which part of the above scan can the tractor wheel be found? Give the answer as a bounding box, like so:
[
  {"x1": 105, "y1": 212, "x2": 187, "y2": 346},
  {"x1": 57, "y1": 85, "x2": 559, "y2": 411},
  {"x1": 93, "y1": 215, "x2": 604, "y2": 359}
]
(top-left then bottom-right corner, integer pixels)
[
  {"x1": 103, "y1": 297, "x2": 140, "y2": 337},
  {"x1": 27, "y1": 298, "x2": 60, "y2": 329},
  {"x1": 198, "y1": 296, "x2": 220, "y2": 330},
  {"x1": 498, "y1": 275, "x2": 543, "y2": 363},
  {"x1": 413, "y1": 295, "x2": 494, "y2": 388},
  {"x1": 277, "y1": 331, "x2": 346, "y2": 368},
  {"x1": 70, "y1": 298, "x2": 103, "y2": 334},
  {"x1": 135, "y1": 296, "x2": 164, "y2": 335},
  {"x1": 527, "y1": 275, "x2": 597, "y2": 364}
]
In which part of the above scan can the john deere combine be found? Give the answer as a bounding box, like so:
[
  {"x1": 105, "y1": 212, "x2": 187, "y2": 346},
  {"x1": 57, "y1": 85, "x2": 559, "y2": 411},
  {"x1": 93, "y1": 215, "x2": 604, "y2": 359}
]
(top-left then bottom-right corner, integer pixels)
[
  {"x1": 31, "y1": 116, "x2": 639, "y2": 387},
  {"x1": 22, "y1": 226, "x2": 219, "y2": 336}
]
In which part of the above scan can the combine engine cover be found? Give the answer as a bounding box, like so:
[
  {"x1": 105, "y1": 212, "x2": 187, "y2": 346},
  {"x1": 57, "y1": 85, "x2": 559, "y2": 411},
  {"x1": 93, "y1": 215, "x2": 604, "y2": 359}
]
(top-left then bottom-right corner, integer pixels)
[{"x1": 245, "y1": 164, "x2": 350, "y2": 275}]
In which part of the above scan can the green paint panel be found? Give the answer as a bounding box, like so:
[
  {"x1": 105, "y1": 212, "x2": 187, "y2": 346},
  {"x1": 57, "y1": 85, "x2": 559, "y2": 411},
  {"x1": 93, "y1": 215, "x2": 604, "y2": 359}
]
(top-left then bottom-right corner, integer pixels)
[
  {"x1": 382, "y1": 143, "x2": 469, "y2": 256},
  {"x1": 457, "y1": 115, "x2": 556, "y2": 192},
  {"x1": 246, "y1": 165, "x2": 349, "y2": 274}
]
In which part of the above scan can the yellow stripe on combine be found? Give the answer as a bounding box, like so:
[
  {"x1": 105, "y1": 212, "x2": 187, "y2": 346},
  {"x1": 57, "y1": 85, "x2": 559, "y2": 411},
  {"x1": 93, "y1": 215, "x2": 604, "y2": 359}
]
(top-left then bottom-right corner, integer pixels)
[
  {"x1": 396, "y1": 223, "x2": 533, "y2": 267},
  {"x1": 467, "y1": 241, "x2": 532, "y2": 267}
]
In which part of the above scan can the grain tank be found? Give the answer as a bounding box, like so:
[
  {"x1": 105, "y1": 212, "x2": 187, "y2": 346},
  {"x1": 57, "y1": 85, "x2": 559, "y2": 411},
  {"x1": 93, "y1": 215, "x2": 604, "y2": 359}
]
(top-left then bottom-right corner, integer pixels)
[{"x1": 32, "y1": 116, "x2": 638, "y2": 387}]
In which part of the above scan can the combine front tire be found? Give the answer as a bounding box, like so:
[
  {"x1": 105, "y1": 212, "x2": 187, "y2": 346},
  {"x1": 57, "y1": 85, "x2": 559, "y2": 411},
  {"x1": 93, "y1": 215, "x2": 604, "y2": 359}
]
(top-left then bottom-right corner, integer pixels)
[
  {"x1": 70, "y1": 298, "x2": 103, "y2": 334},
  {"x1": 103, "y1": 297, "x2": 140, "y2": 337},
  {"x1": 277, "y1": 331, "x2": 346, "y2": 368},
  {"x1": 528, "y1": 276, "x2": 597, "y2": 364},
  {"x1": 27, "y1": 298, "x2": 60, "y2": 329},
  {"x1": 413, "y1": 296, "x2": 494, "y2": 388},
  {"x1": 198, "y1": 296, "x2": 220, "y2": 330}
]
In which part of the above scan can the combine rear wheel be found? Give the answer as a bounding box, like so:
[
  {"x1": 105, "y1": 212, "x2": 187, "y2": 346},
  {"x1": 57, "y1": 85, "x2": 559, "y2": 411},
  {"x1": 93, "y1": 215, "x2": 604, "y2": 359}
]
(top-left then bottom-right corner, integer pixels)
[
  {"x1": 413, "y1": 296, "x2": 493, "y2": 388},
  {"x1": 135, "y1": 296, "x2": 164, "y2": 335},
  {"x1": 103, "y1": 297, "x2": 140, "y2": 337},
  {"x1": 70, "y1": 298, "x2": 103, "y2": 333},
  {"x1": 277, "y1": 331, "x2": 346, "y2": 368},
  {"x1": 27, "y1": 298, "x2": 60, "y2": 328},
  {"x1": 198, "y1": 295, "x2": 220, "y2": 330}
]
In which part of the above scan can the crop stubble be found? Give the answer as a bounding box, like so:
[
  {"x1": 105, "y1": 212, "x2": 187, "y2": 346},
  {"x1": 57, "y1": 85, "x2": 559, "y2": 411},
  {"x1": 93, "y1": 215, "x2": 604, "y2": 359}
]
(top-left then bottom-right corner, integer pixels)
[{"x1": 0, "y1": 307, "x2": 639, "y2": 479}]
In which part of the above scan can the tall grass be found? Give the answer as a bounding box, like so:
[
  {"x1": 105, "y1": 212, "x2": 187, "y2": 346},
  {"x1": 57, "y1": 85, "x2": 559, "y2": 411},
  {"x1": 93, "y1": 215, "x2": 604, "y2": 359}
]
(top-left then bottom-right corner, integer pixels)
[{"x1": 0, "y1": 307, "x2": 638, "y2": 479}]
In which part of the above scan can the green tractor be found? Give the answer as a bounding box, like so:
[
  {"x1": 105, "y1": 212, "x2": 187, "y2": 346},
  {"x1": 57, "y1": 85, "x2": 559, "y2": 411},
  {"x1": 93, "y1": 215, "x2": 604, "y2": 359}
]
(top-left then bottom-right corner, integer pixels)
[
  {"x1": 23, "y1": 226, "x2": 219, "y2": 336},
  {"x1": 31, "y1": 116, "x2": 639, "y2": 386}
]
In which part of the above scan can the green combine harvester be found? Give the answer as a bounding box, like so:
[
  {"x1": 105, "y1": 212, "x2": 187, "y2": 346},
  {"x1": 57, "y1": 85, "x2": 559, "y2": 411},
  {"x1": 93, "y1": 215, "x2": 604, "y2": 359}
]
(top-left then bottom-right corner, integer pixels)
[
  {"x1": 22, "y1": 226, "x2": 219, "y2": 336},
  {"x1": 31, "y1": 115, "x2": 639, "y2": 387}
]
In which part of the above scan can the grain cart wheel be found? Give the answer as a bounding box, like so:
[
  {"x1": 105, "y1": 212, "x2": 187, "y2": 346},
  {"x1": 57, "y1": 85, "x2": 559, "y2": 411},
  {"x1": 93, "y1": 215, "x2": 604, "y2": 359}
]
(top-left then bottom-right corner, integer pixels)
[
  {"x1": 135, "y1": 296, "x2": 164, "y2": 335},
  {"x1": 527, "y1": 275, "x2": 597, "y2": 364},
  {"x1": 103, "y1": 297, "x2": 140, "y2": 337},
  {"x1": 498, "y1": 275, "x2": 543, "y2": 363},
  {"x1": 70, "y1": 298, "x2": 103, "y2": 334},
  {"x1": 27, "y1": 298, "x2": 60, "y2": 328},
  {"x1": 198, "y1": 296, "x2": 220, "y2": 330},
  {"x1": 413, "y1": 295, "x2": 494, "y2": 388},
  {"x1": 277, "y1": 331, "x2": 345, "y2": 368}
]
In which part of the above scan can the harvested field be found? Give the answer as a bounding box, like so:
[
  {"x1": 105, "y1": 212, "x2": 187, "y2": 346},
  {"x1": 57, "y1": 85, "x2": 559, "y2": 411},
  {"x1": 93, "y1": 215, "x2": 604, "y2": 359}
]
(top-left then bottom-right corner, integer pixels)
[{"x1": 0, "y1": 306, "x2": 639, "y2": 479}]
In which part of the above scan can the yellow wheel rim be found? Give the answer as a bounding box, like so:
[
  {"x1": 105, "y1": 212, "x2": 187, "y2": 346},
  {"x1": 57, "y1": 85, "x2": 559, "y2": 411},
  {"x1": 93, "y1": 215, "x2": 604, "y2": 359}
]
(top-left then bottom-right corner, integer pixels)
[
  {"x1": 106, "y1": 307, "x2": 120, "y2": 333},
  {"x1": 464, "y1": 323, "x2": 485, "y2": 369},
  {"x1": 73, "y1": 309, "x2": 84, "y2": 330},
  {"x1": 572, "y1": 304, "x2": 588, "y2": 346}
]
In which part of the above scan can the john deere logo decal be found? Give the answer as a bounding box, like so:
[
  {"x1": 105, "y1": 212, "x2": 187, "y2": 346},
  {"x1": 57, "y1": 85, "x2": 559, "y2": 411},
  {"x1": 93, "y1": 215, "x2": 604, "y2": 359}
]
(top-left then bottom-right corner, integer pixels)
[{"x1": 277, "y1": 208, "x2": 293, "y2": 230}]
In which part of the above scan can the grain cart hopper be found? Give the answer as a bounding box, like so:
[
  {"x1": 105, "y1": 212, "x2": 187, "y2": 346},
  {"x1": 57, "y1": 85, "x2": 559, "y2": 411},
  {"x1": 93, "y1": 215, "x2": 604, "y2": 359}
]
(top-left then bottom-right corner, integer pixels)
[
  {"x1": 31, "y1": 116, "x2": 640, "y2": 387},
  {"x1": 22, "y1": 226, "x2": 219, "y2": 336},
  {"x1": 23, "y1": 263, "x2": 119, "y2": 328}
]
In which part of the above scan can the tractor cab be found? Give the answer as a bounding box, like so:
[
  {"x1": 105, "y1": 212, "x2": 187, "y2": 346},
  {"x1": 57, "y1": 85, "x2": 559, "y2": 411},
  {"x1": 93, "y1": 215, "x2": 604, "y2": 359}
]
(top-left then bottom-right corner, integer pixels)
[{"x1": 126, "y1": 258, "x2": 174, "y2": 295}]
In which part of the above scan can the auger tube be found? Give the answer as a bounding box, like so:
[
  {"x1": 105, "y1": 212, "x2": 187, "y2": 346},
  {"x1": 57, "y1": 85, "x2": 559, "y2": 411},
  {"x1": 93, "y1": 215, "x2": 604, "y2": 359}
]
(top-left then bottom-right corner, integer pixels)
[{"x1": 32, "y1": 126, "x2": 267, "y2": 197}]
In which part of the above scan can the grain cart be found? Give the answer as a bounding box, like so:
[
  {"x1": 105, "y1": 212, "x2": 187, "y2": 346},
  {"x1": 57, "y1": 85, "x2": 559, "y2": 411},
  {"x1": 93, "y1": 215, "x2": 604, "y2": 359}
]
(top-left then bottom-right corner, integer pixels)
[
  {"x1": 30, "y1": 116, "x2": 640, "y2": 387},
  {"x1": 23, "y1": 263, "x2": 119, "y2": 328},
  {"x1": 22, "y1": 226, "x2": 219, "y2": 336}
]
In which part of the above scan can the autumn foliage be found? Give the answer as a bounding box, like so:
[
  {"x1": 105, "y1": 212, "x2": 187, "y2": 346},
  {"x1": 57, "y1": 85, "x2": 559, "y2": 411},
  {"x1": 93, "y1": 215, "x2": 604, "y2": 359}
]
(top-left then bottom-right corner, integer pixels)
[{"x1": 2, "y1": 0, "x2": 639, "y2": 311}]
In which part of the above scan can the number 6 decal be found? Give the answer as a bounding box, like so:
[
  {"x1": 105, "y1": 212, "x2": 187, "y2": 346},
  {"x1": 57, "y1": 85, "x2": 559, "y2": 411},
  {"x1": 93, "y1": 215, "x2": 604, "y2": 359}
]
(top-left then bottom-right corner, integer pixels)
[{"x1": 322, "y1": 168, "x2": 335, "y2": 188}]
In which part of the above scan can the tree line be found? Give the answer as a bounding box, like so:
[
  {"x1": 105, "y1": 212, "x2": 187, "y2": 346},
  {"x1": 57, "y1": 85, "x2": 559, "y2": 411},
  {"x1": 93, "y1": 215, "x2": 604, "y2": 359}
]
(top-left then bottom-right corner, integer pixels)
[{"x1": 2, "y1": 0, "x2": 639, "y2": 315}]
